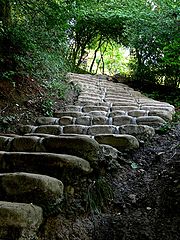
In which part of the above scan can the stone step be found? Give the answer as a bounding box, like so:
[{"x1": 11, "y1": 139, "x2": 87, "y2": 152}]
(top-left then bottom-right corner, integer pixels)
[
  {"x1": 0, "y1": 135, "x2": 100, "y2": 163},
  {"x1": 119, "y1": 124, "x2": 155, "y2": 141},
  {"x1": 0, "y1": 201, "x2": 43, "y2": 239},
  {"x1": 0, "y1": 172, "x2": 64, "y2": 216},
  {"x1": 136, "y1": 116, "x2": 166, "y2": 128},
  {"x1": 0, "y1": 152, "x2": 92, "y2": 177},
  {"x1": 94, "y1": 134, "x2": 139, "y2": 151}
]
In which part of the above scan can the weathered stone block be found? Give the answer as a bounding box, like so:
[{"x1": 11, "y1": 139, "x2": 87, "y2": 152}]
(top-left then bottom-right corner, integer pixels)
[
  {"x1": 119, "y1": 124, "x2": 155, "y2": 140},
  {"x1": 17, "y1": 124, "x2": 36, "y2": 134},
  {"x1": 82, "y1": 105, "x2": 109, "y2": 112},
  {"x1": 136, "y1": 116, "x2": 166, "y2": 128},
  {"x1": 10, "y1": 136, "x2": 40, "y2": 152},
  {"x1": 128, "y1": 110, "x2": 147, "y2": 117},
  {"x1": 42, "y1": 135, "x2": 99, "y2": 162},
  {"x1": 94, "y1": 134, "x2": 139, "y2": 151},
  {"x1": 76, "y1": 116, "x2": 92, "y2": 126},
  {"x1": 0, "y1": 201, "x2": 43, "y2": 239},
  {"x1": 0, "y1": 152, "x2": 92, "y2": 175},
  {"x1": 59, "y1": 116, "x2": 74, "y2": 125},
  {"x1": 54, "y1": 111, "x2": 83, "y2": 118},
  {"x1": 111, "y1": 106, "x2": 139, "y2": 112},
  {"x1": 0, "y1": 172, "x2": 63, "y2": 216},
  {"x1": 87, "y1": 111, "x2": 108, "y2": 117},
  {"x1": 88, "y1": 125, "x2": 117, "y2": 135},
  {"x1": 109, "y1": 111, "x2": 126, "y2": 117},
  {"x1": 34, "y1": 125, "x2": 63, "y2": 135},
  {"x1": 35, "y1": 117, "x2": 59, "y2": 125},
  {"x1": 92, "y1": 116, "x2": 108, "y2": 125},
  {"x1": 63, "y1": 125, "x2": 88, "y2": 134},
  {"x1": 148, "y1": 110, "x2": 173, "y2": 121},
  {"x1": 112, "y1": 116, "x2": 133, "y2": 126}
]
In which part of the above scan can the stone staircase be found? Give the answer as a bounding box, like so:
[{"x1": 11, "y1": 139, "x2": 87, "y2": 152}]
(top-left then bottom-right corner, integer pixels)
[{"x1": 0, "y1": 73, "x2": 175, "y2": 239}]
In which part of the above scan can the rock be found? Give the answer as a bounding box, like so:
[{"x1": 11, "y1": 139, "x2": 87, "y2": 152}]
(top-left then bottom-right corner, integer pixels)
[
  {"x1": 0, "y1": 201, "x2": 43, "y2": 239},
  {"x1": 112, "y1": 116, "x2": 133, "y2": 125},
  {"x1": 17, "y1": 125, "x2": 36, "y2": 134},
  {"x1": 92, "y1": 116, "x2": 108, "y2": 125},
  {"x1": 35, "y1": 117, "x2": 59, "y2": 125},
  {"x1": 128, "y1": 110, "x2": 147, "y2": 117},
  {"x1": 87, "y1": 111, "x2": 108, "y2": 117},
  {"x1": 64, "y1": 105, "x2": 82, "y2": 112},
  {"x1": 136, "y1": 116, "x2": 166, "y2": 128},
  {"x1": 82, "y1": 105, "x2": 109, "y2": 112},
  {"x1": 42, "y1": 135, "x2": 100, "y2": 162},
  {"x1": 94, "y1": 134, "x2": 139, "y2": 151},
  {"x1": 54, "y1": 111, "x2": 83, "y2": 118},
  {"x1": 63, "y1": 125, "x2": 88, "y2": 134},
  {"x1": 0, "y1": 136, "x2": 12, "y2": 151},
  {"x1": 109, "y1": 111, "x2": 126, "y2": 117},
  {"x1": 119, "y1": 124, "x2": 155, "y2": 140},
  {"x1": 59, "y1": 116, "x2": 74, "y2": 125},
  {"x1": 76, "y1": 116, "x2": 92, "y2": 125},
  {"x1": 0, "y1": 152, "x2": 92, "y2": 175},
  {"x1": 100, "y1": 144, "x2": 119, "y2": 160},
  {"x1": 88, "y1": 125, "x2": 117, "y2": 135},
  {"x1": 9, "y1": 136, "x2": 40, "y2": 152},
  {"x1": 34, "y1": 125, "x2": 63, "y2": 135},
  {"x1": 0, "y1": 172, "x2": 64, "y2": 216},
  {"x1": 111, "y1": 106, "x2": 139, "y2": 112},
  {"x1": 148, "y1": 110, "x2": 173, "y2": 121}
]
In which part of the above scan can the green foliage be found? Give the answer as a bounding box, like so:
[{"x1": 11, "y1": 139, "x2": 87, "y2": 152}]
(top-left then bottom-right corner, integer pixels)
[{"x1": 86, "y1": 177, "x2": 113, "y2": 213}]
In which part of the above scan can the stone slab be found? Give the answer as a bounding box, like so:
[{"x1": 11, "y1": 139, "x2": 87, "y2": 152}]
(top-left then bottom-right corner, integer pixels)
[
  {"x1": 0, "y1": 172, "x2": 64, "y2": 216},
  {"x1": 94, "y1": 134, "x2": 139, "y2": 151},
  {"x1": 0, "y1": 201, "x2": 43, "y2": 239}
]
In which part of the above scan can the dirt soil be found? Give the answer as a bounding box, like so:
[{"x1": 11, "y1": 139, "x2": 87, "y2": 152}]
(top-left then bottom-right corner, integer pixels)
[
  {"x1": 0, "y1": 77, "x2": 179, "y2": 240},
  {"x1": 37, "y1": 123, "x2": 179, "y2": 240}
]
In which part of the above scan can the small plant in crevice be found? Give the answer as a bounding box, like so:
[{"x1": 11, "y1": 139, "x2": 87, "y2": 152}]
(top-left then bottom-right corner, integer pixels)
[
  {"x1": 86, "y1": 177, "x2": 113, "y2": 214},
  {"x1": 157, "y1": 111, "x2": 180, "y2": 134}
]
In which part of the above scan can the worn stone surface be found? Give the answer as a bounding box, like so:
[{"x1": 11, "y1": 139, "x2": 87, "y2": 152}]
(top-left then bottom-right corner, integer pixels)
[
  {"x1": 112, "y1": 115, "x2": 134, "y2": 126},
  {"x1": 0, "y1": 201, "x2": 43, "y2": 239},
  {"x1": 76, "y1": 116, "x2": 92, "y2": 126},
  {"x1": 0, "y1": 172, "x2": 64, "y2": 216},
  {"x1": 119, "y1": 124, "x2": 155, "y2": 140},
  {"x1": 128, "y1": 110, "x2": 147, "y2": 117},
  {"x1": 0, "y1": 152, "x2": 92, "y2": 175},
  {"x1": 63, "y1": 125, "x2": 88, "y2": 134},
  {"x1": 54, "y1": 111, "x2": 83, "y2": 118},
  {"x1": 9, "y1": 136, "x2": 40, "y2": 152},
  {"x1": 148, "y1": 110, "x2": 173, "y2": 121},
  {"x1": 34, "y1": 125, "x2": 63, "y2": 135},
  {"x1": 94, "y1": 134, "x2": 139, "y2": 151},
  {"x1": 136, "y1": 116, "x2": 166, "y2": 128},
  {"x1": 17, "y1": 124, "x2": 36, "y2": 134},
  {"x1": 35, "y1": 117, "x2": 59, "y2": 125},
  {"x1": 88, "y1": 125, "x2": 117, "y2": 135},
  {"x1": 59, "y1": 116, "x2": 74, "y2": 125},
  {"x1": 82, "y1": 105, "x2": 109, "y2": 112},
  {"x1": 42, "y1": 135, "x2": 100, "y2": 162},
  {"x1": 92, "y1": 116, "x2": 108, "y2": 125}
]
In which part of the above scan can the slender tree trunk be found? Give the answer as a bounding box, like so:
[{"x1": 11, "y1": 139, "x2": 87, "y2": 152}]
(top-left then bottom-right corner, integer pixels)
[{"x1": 89, "y1": 36, "x2": 102, "y2": 73}]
